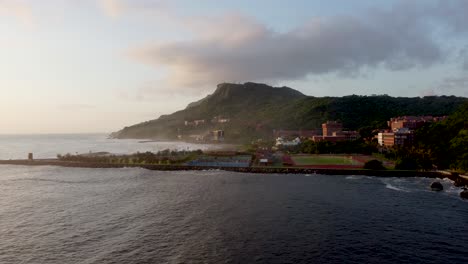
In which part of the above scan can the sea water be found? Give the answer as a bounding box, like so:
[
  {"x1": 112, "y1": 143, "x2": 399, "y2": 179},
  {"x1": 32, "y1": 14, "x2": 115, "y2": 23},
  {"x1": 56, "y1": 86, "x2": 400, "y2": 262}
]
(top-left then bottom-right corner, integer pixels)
[
  {"x1": 0, "y1": 165, "x2": 467, "y2": 263},
  {"x1": 0, "y1": 134, "x2": 226, "y2": 160}
]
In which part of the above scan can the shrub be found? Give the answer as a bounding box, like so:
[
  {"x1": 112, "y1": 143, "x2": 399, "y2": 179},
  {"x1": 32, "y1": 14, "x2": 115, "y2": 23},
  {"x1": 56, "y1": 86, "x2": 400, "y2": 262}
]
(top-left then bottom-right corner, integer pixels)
[
  {"x1": 395, "y1": 157, "x2": 419, "y2": 170},
  {"x1": 364, "y1": 159, "x2": 386, "y2": 170}
]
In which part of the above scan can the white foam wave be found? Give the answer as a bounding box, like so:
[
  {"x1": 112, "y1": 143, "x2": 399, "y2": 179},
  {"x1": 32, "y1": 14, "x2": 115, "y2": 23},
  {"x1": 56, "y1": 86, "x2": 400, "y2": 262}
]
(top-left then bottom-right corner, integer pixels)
[
  {"x1": 345, "y1": 175, "x2": 373, "y2": 180},
  {"x1": 385, "y1": 183, "x2": 409, "y2": 192},
  {"x1": 442, "y1": 177, "x2": 454, "y2": 183},
  {"x1": 345, "y1": 175, "x2": 361, "y2": 180},
  {"x1": 380, "y1": 178, "x2": 411, "y2": 192}
]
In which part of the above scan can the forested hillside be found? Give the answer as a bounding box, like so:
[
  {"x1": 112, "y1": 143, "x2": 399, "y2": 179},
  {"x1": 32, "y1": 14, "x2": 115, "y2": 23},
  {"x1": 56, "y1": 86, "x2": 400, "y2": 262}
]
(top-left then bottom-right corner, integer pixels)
[{"x1": 112, "y1": 82, "x2": 467, "y2": 142}]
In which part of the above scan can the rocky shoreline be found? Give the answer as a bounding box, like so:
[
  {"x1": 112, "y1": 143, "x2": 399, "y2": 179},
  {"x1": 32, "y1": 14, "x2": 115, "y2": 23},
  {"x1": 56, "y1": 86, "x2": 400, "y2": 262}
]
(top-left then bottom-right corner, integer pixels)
[{"x1": 1, "y1": 159, "x2": 467, "y2": 184}]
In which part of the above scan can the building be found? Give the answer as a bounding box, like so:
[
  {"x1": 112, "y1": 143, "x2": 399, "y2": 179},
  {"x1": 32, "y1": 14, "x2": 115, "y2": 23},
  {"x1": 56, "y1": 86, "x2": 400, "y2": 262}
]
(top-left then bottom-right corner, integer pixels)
[
  {"x1": 273, "y1": 129, "x2": 322, "y2": 138},
  {"x1": 272, "y1": 123, "x2": 356, "y2": 142},
  {"x1": 310, "y1": 121, "x2": 358, "y2": 142},
  {"x1": 194, "y1": 119, "x2": 205, "y2": 125},
  {"x1": 378, "y1": 128, "x2": 414, "y2": 147},
  {"x1": 276, "y1": 137, "x2": 301, "y2": 147},
  {"x1": 334, "y1": 131, "x2": 359, "y2": 140},
  {"x1": 212, "y1": 130, "x2": 225, "y2": 141},
  {"x1": 378, "y1": 115, "x2": 445, "y2": 147},
  {"x1": 184, "y1": 119, "x2": 206, "y2": 126},
  {"x1": 388, "y1": 116, "x2": 447, "y2": 131},
  {"x1": 311, "y1": 133, "x2": 358, "y2": 143},
  {"x1": 378, "y1": 132, "x2": 396, "y2": 147},
  {"x1": 211, "y1": 116, "x2": 230, "y2": 123},
  {"x1": 394, "y1": 128, "x2": 414, "y2": 146},
  {"x1": 322, "y1": 121, "x2": 343, "y2": 136}
]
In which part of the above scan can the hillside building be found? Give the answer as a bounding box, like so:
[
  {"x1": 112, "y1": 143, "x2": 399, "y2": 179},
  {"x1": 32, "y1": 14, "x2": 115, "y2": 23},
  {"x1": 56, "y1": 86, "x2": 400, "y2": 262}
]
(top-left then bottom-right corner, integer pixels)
[
  {"x1": 388, "y1": 116, "x2": 447, "y2": 131},
  {"x1": 377, "y1": 128, "x2": 414, "y2": 147},
  {"x1": 310, "y1": 121, "x2": 358, "y2": 142},
  {"x1": 276, "y1": 137, "x2": 301, "y2": 147},
  {"x1": 184, "y1": 119, "x2": 206, "y2": 126},
  {"x1": 378, "y1": 115, "x2": 446, "y2": 147},
  {"x1": 211, "y1": 116, "x2": 230, "y2": 123},
  {"x1": 322, "y1": 121, "x2": 343, "y2": 136}
]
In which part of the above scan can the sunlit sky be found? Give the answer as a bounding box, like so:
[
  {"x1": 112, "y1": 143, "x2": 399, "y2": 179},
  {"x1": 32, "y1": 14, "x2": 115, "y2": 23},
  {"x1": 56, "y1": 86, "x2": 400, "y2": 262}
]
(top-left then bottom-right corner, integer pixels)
[{"x1": 1, "y1": 0, "x2": 467, "y2": 134}]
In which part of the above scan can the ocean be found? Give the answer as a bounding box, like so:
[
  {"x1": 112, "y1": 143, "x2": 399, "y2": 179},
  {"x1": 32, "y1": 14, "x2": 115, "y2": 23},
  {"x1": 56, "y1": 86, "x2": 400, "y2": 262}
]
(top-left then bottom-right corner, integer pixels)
[
  {"x1": 0, "y1": 135, "x2": 467, "y2": 263},
  {"x1": 0, "y1": 134, "x2": 226, "y2": 160}
]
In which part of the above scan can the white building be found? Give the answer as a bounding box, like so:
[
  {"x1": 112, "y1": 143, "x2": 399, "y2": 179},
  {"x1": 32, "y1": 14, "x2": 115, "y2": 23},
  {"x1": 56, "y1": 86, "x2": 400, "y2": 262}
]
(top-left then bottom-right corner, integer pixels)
[{"x1": 276, "y1": 137, "x2": 301, "y2": 147}]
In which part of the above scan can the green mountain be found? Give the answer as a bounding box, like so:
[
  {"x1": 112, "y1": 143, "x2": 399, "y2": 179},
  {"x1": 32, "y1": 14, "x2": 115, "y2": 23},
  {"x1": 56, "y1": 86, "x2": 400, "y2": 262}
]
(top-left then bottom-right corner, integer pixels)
[{"x1": 112, "y1": 82, "x2": 467, "y2": 142}]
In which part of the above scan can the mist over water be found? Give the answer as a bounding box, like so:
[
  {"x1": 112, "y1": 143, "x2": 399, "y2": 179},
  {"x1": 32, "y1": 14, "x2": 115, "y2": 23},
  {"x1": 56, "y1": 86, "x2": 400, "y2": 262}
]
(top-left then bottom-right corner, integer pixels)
[
  {"x1": 1, "y1": 165, "x2": 467, "y2": 264},
  {"x1": 0, "y1": 134, "x2": 227, "y2": 160}
]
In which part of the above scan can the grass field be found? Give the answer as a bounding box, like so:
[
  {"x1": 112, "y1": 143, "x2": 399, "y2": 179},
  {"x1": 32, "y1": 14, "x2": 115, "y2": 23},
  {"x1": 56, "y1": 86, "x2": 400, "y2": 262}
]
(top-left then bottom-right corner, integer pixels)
[{"x1": 291, "y1": 155, "x2": 362, "y2": 166}]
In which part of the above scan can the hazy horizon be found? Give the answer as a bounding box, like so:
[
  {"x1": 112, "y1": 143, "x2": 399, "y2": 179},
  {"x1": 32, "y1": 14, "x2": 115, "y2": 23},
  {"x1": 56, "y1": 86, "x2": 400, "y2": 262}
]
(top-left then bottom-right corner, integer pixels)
[{"x1": 2, "y1": 0, "x2": 468, "y2": 134}]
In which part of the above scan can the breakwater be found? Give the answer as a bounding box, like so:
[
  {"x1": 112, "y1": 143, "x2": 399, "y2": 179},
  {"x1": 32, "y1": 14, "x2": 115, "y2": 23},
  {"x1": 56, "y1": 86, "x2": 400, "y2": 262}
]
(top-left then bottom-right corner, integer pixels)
[{"x1": 1, "y1": 159, "x2": 466, "y2": 183}]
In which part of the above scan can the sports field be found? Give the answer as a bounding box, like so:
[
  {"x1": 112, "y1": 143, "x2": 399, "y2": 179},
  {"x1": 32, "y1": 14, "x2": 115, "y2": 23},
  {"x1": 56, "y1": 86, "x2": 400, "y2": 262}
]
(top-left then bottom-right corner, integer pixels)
[{"x1": 291, "y1": 155, "x2": 362, "y2": 166}]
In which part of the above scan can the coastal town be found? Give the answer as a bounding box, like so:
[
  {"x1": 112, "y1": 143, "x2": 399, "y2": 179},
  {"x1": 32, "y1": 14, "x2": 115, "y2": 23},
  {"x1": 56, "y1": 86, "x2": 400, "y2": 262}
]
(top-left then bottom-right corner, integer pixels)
[
  {"x1": 3, "y1": 114, "x2": 455, "y2": 171},
  {"x1": 179, "y1": 114, "x2": 447, "y2": 148}
]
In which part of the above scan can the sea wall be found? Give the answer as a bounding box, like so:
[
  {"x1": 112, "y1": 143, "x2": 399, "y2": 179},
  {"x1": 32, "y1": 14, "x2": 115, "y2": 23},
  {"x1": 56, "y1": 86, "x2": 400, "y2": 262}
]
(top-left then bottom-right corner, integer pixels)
[{"x1": 1, "y1": 159, "x2": 466, "y2": 183}]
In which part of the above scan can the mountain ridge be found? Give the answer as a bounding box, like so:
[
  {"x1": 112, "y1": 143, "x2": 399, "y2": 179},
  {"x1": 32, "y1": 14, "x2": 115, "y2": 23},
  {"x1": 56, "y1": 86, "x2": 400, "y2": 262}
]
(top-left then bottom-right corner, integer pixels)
[{"x1": 112, "y1": 82, "x2": 468, "y2": 142}]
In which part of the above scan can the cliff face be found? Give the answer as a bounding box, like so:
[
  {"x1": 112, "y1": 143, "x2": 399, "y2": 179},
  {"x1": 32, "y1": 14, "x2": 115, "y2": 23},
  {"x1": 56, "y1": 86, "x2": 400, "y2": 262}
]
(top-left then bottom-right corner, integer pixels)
[{"x1": 112, "y1": 82, "x2": 467, "y2": 142}]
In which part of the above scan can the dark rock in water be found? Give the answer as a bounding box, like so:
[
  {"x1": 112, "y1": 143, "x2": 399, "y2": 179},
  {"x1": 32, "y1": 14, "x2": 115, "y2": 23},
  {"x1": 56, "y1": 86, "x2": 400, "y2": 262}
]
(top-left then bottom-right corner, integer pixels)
[
  {"x1": 460, "y1": 189, "x2": 468, "y2": 199},
  {"x1": 430, "y1": 181, "x2": 443, "y2": 191}
]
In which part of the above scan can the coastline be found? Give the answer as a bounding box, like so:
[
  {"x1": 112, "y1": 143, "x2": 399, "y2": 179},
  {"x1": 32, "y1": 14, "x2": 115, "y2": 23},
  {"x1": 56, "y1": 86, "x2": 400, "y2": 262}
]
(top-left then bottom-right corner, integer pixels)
[{"x1": 1, "y1": 159, "x2": 466, "y2": 184}]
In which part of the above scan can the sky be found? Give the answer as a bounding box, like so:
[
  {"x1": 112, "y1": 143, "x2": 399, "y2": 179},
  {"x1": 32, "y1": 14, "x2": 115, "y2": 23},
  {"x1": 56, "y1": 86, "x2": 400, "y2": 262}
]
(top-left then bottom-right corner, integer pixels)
[{"x1": 1, "y1": 0, "x2": 468, "y2": 134}]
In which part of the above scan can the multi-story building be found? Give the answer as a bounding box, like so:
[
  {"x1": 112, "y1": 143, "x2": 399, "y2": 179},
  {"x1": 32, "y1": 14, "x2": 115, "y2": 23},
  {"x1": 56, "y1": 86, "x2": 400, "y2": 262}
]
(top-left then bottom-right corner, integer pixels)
[
  {"x1": 377, "y1": 115, "x2": 445, "y2": 147},
  {"x1": 322, "y1": 121, "x2": 343, "y2": 136},
  {"x1": 395, "y1": 128, "x2": 414, "y2": 146},
  {"x1": 310, "y1": 121, "x2": 359, "y2": 142},
  {"x1": 378, "y1": 128, "x2": 414, "y2": 147},
  {"x1": 388, "y1": 116, "x2": 447, "y2": 131},
  {"x1": 377, "y1": 132, "x2": 395, "y2": 146}
]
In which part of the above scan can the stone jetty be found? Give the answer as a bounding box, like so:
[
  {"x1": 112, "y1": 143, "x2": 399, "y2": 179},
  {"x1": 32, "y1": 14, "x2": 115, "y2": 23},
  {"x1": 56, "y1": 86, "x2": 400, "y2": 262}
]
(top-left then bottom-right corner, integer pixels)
[{"x1": 1, "y1": 159, "x2": 466, "y2": 182}]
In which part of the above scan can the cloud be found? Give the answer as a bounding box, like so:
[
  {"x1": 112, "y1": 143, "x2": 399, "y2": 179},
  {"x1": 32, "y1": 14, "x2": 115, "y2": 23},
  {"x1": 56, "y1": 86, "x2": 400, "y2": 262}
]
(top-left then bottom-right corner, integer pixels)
[
  {"x1": 126, "y1": 0, "x2": 468, "y2": 93},
  {"x1": 458, "y1": 46, "x2": 468, "y2": 70},
  {"x1": 99, "y1": 0, "x2": 125, "y2": 17},
  {"x1": 420, "y1": 88, "x2": 436, "y2": 97},
  {"x1": 98, "y1": 0, "x2": 169, "y2": 18},
  {"x1": 0, "y1": 0, "x2": 34, "y2": 25},
  {"x1": 437, "y1": 76, "x2": 468, "y2": 96}
]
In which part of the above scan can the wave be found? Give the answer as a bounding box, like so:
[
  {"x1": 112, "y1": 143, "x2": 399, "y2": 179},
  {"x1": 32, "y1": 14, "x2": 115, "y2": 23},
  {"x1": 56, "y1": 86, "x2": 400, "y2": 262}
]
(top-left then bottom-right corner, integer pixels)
[
  {"x1": 380, "y1": 178, "x2": 410, "y2": 192},
  {"x1": 384, "y1": 183, "x2": 410, "y2": 192}
]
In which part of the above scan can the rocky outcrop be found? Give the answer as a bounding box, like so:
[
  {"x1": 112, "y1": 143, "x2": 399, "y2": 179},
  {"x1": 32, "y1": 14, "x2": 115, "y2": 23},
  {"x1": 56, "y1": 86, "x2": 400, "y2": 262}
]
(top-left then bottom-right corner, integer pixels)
[
  {"x1": 460, "y1": 188, "x2": 468, "y2": 199},
  {"x1": 430, "y1": 181, "x2": 443, "y2": 191}
]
